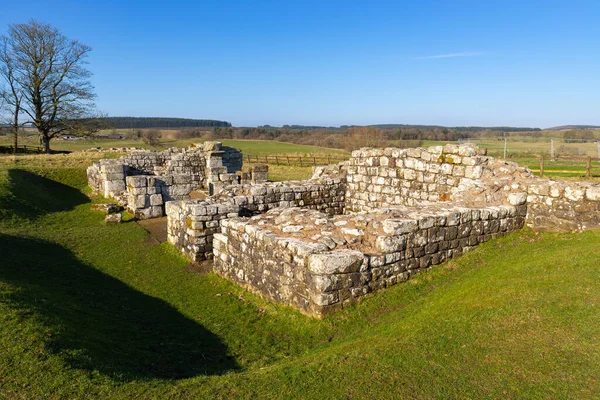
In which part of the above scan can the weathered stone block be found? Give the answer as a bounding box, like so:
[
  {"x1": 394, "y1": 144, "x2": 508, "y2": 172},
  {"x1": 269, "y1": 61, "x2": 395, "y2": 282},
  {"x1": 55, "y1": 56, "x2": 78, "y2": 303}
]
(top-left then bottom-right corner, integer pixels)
[
  {"x1": 105, "y1": 213, "x2": 122, "y2": 223},
  {"x1": 308, "y1": 250, "x2": 364, "y2": 275}
]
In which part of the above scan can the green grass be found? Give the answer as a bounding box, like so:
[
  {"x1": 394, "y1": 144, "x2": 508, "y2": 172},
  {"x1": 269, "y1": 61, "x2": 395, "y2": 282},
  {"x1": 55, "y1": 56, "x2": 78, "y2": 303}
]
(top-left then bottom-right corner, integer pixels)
[
  {"x1": 0, "y1": 135, "x2": 349, "y2": 157},
  {"x1": 0, "y1": 159, "x2": 599, "y2": 398},
  {"x1": 4, "y1": 133, "x2": 598, "y2": 179}
]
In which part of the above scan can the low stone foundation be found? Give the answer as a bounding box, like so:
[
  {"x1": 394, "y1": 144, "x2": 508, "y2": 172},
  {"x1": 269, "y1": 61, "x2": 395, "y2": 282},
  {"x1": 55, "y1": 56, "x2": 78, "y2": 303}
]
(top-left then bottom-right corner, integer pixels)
[
  {"x1": 213, "y1": 203, "x2": 525, "y2": 317},
  {"x1": 148, "y1": 143, "x2": 600, "y2": 317},
  {"x1": 87, "y1": 142, "x2": 268, "y2": 219},
  {"x1": 526, "y1": 180, "x2": 600, "y2": 232},
  {"x1": 167, "y1": 171, "x2": 347, "y2": 261}
]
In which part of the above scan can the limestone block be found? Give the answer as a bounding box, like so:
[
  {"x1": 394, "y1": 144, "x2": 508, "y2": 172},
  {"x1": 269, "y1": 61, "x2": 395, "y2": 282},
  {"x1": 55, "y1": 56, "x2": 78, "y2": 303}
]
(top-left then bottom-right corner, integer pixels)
[
  {"x1": 458, "y1": 146, "x2": 477, "y2": 157},
  {"x1": 442, "y1": 144, "x2": 459, "y2": 154},
  {"x1": 465, "y1": 165, "x2": 483, "y2": 179},
  {"x1": 403, "y1": 169, "x2": 417, "y2": 180},
  {"x1": 105, "y1": 213, "x2": 122, "y2": 223},
  {"x1": 586, "y1": 186, "x2": 600, "y2": 201},
  {"x1": 126, "y1": 176, "x2": 147, "y2": 188},
  {"x1": 203, "y1": 141, "x2": 222, "y2": 151},
  {"x1": 134, "y1": 207, "x2": 150, "y2": 219},
  {"x1": 130, "y1": 186, "x2": 147, "y2": 195},
  {"x1": 308, "y1": 250, "x2": 364, "y2": 275},
  {"x1": 564, "y1": 186, "x2": 585, "y2": 201},
  {"x1": 150, "y1": 206, "x2": 163, "y2": 218},
  {"x1": 461, "y1": 157, "x2": 476, "y2": 166},
  {"x1": 311, "y1": 292, "x2": 339, "y2": 306},
  {"x1": 528, "y1": 183, "x2": 550, "y2": 196},
  {"x1": 207, "y1": 156, "x2": 224, "y2": 168},
  {"x1": 382, "y1": 219, "x2": 418, "y2": 235},
  {"x1": 150, "y1": 194, "x2": 163, "y2": 206},
  {"x1": 440, "y1": 163, "x2": 453, "y2": 175},
  {"x1": 375, "y1": 235, "x2": 407, "y2": 253},
  {"x1": 173, "y1": 174, "x2": 192, "y2": 184},
  {"x1": 507, "y1": 192, "x2": 527, "y2": 206},
  {"x1": 549, "y1": 185, "x2": 562, "y2": 197},
  {"x1": 100, "y1": 164, "x2": 125, "y2": 174},
  {"x1": 104, "y1": 180, "x2": 126, "y2": 195},
  {"x1": 129, "y1": 194, "x2": 147, "y2": 209}
]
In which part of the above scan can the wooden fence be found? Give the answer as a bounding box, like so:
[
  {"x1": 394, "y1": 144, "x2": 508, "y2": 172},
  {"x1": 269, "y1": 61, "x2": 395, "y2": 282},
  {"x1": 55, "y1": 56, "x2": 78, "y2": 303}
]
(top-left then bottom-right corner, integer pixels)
[
  {"x1": 0, "y1": 145, "x2": 71, "y2": 154},
  {"x1": 0, "y1": 144, "x2": 42, "y2": 154},
  {"x1": 244, "y1": 154, "x2": 348, "y2": 166},
  {"x1": 538, "y1": 155, "x2": 598, "y2": 178}
]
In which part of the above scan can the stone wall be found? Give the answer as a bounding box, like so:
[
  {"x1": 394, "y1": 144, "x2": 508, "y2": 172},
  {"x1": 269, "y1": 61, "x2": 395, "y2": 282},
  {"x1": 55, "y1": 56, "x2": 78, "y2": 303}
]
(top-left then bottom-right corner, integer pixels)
[
  {"x1": 167, "y1": 174, "x2": 347, "y2": 261},
  {"x1": 158, "y1": 143, "x2": 600, "y2": 317},
  {"x1": 213, "y1": 203, "x2": 525, "y2": 317},
  {"x1": 87, "y1": 161, "x2": 128, "y2": 203},
  {"x1": 345, "y1": 144, "x2": 532, "y2": 212},
  {"x1": 525, "y1": 180, "x2": 600, "y2": 232},
  {"x1": 166, "y1": 199, "x2": 239, "y2": 262},
  {"x1": 87, "y1": 142, "x2": 247, "y2": 219}
]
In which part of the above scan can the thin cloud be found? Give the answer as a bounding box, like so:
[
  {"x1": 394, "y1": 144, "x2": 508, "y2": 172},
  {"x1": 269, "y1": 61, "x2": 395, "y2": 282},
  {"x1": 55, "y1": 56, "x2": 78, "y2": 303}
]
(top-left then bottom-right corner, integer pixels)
[{"x1": 412, "y1": 52, "x2": 485, "y2": 60}]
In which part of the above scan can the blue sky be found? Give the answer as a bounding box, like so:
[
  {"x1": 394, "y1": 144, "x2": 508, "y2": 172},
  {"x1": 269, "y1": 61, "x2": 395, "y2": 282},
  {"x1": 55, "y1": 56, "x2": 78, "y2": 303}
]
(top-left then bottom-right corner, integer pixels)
[{"x1": 1, "y1": 0, "x2": 599, "y2": 127}]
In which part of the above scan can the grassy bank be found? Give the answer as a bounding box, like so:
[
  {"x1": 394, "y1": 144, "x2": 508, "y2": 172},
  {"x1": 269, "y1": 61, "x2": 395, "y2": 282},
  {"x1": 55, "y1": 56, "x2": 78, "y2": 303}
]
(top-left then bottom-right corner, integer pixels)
[{"x1": 0, "y1": 159, "x2": 598, "y2": 398}]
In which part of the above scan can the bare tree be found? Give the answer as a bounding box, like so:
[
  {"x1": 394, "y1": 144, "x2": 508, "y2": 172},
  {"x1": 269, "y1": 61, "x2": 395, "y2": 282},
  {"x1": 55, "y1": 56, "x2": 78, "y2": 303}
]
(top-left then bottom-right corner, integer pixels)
[{"x1": 0, "y1": 20, "x2": 96, "y2": 153}]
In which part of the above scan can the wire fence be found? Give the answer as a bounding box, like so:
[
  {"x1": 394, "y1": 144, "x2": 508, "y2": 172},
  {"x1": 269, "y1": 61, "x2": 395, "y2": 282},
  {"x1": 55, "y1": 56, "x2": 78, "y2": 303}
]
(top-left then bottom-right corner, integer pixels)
[{"x1": 459, "y1": 137, "x2": 600, "y2": 160}]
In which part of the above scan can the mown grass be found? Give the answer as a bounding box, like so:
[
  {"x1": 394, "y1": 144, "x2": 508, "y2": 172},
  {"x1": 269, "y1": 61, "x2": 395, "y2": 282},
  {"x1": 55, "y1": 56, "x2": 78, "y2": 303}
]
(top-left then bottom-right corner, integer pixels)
[{"x1": 0, "y1": 159, "x2": 599, "y2": 398}]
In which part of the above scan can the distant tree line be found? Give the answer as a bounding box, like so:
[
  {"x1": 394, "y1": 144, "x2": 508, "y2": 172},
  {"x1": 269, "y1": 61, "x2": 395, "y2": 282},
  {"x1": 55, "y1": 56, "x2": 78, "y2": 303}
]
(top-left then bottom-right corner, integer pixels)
[
  {"x1": 197, "y1": 125, "x2": 597, "y2": 151},
  {"x1": 102, "y1": 117, "x2": 231, "y2": 129},
  {"x1": 344, "y1": 124, "x2": 542, "y2": 132},
  {"x1": 203, "y1": 126, "x2": 473, "y2": 150}
]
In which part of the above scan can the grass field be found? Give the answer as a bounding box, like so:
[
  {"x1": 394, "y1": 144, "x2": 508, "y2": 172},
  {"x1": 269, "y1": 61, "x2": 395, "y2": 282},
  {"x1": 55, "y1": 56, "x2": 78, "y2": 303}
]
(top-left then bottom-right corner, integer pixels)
[
  {"x1": 0, "y1": 135, "x2": 349, "y2": 157},
  {"x1": 0, "y1": 158, "x2": 599, "y2": 398},
  {"x1": 2, "y1": 133, "x2": 599, "y2": 179}
]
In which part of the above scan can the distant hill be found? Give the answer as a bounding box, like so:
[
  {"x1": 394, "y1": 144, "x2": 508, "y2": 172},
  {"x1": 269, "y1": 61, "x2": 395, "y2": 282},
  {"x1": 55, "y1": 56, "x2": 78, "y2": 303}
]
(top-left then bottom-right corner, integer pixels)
[
  {"x1": 101, "y1": 117, "x2": 231, "y2": 129},
  {"x1": 274, "y1": 124, "x2": 542, "y2": 132},
  {"x1": 357, "y1": 124, "x2": 542, "y2": 132},
  {"x1": 545, "y1": 125, "x2": 600, "y2": 131}
]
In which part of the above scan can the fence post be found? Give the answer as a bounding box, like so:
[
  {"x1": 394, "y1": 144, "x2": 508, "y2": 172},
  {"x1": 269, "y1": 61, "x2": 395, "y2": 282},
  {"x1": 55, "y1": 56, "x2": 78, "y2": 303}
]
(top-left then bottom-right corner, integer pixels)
[
  {"x1": 313, "y1": 156, "x2": 316, "y2": 165},
  {"x1": 540, "y1": 155, "x2": 545, "y2": 177},
  {"x1": 586, "y1": 156, "x2": 592, "y2": 178},
  {"x1": 275, "y1": 155, "x2": 279, "y2": 165},
  {"x1": 286, "y1": 156, "x2": 290, "y2": 166},
  {"x1": 299, "y1": 157, "x2": 303, "y2": 167}
]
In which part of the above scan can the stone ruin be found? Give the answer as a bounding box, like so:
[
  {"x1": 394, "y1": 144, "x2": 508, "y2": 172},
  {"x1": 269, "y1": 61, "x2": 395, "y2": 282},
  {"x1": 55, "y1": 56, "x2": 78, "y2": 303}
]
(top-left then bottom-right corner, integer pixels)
[
  {"x1": 87, "y1": 142, "x2": 267, "y2": 219},
  {"x1": 88, "y1": 143, "x2": 600, "y2": 318}
]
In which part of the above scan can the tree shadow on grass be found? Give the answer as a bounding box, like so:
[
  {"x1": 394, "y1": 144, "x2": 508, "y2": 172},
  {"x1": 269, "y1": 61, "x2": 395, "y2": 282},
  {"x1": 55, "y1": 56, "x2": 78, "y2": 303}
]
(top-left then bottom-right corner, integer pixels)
[
  {"x1": 0, "y1": 233, "x2": 238, "y2": 380},
  {"x1": 0, "y1": 169, "x2": 90, "y2": 221}
]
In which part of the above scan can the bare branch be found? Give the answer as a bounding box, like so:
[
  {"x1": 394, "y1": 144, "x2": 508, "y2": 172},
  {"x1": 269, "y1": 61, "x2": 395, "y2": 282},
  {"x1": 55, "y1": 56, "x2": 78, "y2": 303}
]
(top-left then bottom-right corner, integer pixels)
[{"x1": 0, "y1": 19, "x2": 96, "y2": 153}]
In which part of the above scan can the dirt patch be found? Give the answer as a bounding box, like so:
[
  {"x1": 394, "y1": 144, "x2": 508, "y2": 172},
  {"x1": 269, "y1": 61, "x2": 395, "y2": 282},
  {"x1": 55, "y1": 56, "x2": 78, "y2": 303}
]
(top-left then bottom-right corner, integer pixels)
[
  {"x1": 186, "y1": 260, "x2": 214, "y2": 274},
  {"x1": 137, "y1": 216, "x2": 168, "y2": 244}
]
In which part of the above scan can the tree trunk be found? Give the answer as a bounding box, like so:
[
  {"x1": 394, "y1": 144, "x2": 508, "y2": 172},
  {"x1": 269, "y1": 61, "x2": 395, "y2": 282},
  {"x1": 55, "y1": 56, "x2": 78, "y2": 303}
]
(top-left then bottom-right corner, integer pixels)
[
  {"x1": 42, "y1": 133, "x2": 51, "y2": 154},
  {"x1": 13, "y1": 126, "x2": 18, "y2": 153},
  {"x1": 12, "y1": 104, "x2": 19, "y2": 154}
]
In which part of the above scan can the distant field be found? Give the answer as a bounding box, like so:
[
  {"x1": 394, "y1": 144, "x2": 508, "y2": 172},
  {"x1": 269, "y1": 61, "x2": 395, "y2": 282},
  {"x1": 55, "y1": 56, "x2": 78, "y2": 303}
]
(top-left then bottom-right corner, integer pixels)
[
  {"x1": 2, "y1": 134, "x2": 599, "y2": 179},
  {"x1": 0, "y1": 136, "x2": 349, "y2": 157}
]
